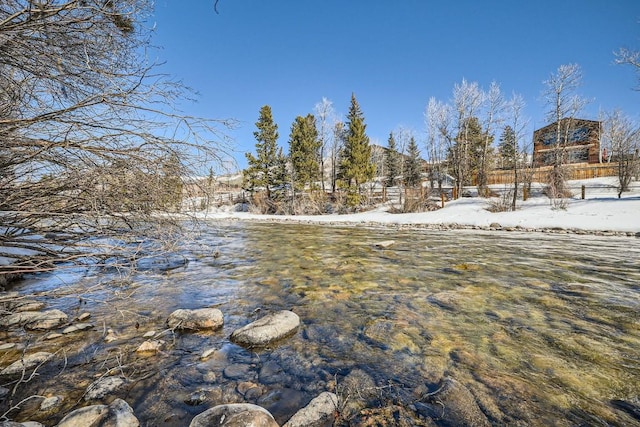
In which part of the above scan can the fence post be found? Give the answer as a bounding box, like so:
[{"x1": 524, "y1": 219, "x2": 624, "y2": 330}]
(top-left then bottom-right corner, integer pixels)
[
  {"x1": 523, "y1": 187, "x2": 528, "y2": 201},
  {"x1": 441, "y1": 192, "x2": 445, "y2": 208},
  {"x1": 581, "y1": 185, "x2": 585, "y2": 200}
]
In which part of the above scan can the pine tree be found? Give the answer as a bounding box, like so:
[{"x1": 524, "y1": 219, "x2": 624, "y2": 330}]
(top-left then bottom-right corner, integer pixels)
[
  {"x1": 243, "y1": 105, "x2": 286, "y2": 199},
  {"x1": 289, "y1": 114, "x2": 320, "y2": 191},
  {"x1": 404, "y1": 136, "x2": 422, "y2": 188},
  {"x1": 339, "y1": 93, "x2": 375, "y2": 191},
  {"x1": 498, "y1": 125, "x2": 517, "y2": 169},
  {"x1": 385, "y1": 132, "x2": 401, "y2": 187}
]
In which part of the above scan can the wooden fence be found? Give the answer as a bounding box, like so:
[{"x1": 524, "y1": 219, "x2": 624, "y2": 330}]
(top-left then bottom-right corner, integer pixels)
[{"x1": 486, "y1": 163, "x2": 618, "y2": 185}]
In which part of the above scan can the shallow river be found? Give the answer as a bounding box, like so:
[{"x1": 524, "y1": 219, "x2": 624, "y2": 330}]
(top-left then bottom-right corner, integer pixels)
[{"x1": 2, "y1": 222, "x2": 640, "y2": 426}]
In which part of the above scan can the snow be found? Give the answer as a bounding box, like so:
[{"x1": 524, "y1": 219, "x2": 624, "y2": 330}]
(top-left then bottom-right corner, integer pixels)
[{"x1": 196, "y1": 177, "x2": 640, "y2": 233}]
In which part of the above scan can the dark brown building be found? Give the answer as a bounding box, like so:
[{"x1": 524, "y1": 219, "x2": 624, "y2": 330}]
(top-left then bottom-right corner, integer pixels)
[{"x1": 532, "y1": 118, "x2": 601, "y2": 167}]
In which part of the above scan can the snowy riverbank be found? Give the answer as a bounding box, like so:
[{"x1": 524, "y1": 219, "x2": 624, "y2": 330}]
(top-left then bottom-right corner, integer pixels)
[{"x1": 194, "y1": 177, "x2": 640, "y2": 235}]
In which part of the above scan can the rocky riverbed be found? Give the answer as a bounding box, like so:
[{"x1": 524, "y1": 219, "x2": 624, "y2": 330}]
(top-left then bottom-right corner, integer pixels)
[
  {"x1": 1, "y1": 222, "x2": 639, "y2": 426},
  {"x1": 0, "y1": 291, "x2": 487, "y2": 426}
]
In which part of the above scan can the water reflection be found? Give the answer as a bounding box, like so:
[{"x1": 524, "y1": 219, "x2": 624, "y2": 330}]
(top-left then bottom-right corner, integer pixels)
[{"x1": 3, "y1": 222, "x2": 640, "y2": 426}]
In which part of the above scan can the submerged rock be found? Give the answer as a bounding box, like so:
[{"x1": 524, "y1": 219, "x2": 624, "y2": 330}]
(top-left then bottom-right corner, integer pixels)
[
  {"x1": 84, "y1": 376, "x2": 127, "y2": 401},
  {"x1": 336, "y1": 369, "x2": 377, "y2": 420},
  {"x1": 230, "y1": 310, "x2": 300, "y2": 347},
  {"x1": 0, "y1": 352, "x2": 54, "y2": 376},
  {"x1": 167, "y1": 308, "x2": 224, "y2": 331},
  {"x1": 415, "y1": 377, "x2": 490, "y2": 426},
  {"x1": 283, "y1": 391, "x2": 338, "y2": 427},
  {"x1": 57, "y1": 398, "x2": 139, "y2": 427},
  {"x1": 373, "y1": 240, "x2": 395, "y2": 249},
  {"x1": 189, "y1": 403, "x2": 278, "y2": 427},
  {"x1": 350, "y1": 405, "x2": 424, "y2": 427}
]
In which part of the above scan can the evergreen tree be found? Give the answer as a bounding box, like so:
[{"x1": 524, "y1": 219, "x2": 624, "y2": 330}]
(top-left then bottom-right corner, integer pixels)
[
  {"x1": 498, "y1": 125, "x2": 517, "y2": 169},
  {"x1": 243, "y1": 105, "x2": 286, "y2": 199},
  {"x1": 289, "y1": 114, "x2": 320, "y2": 191},
  {"x1": 384, "y1": 132, "x2": 401, "y2": 187},
  {"x1": 339, "y1": 93, "x2": 375, "y2": 190},
  {"x1": 450, "y1": 116, "x2": 489, "y2": 186},
  {"x1": 404, "y1": 136, "x2": 422, "y2": 188}
]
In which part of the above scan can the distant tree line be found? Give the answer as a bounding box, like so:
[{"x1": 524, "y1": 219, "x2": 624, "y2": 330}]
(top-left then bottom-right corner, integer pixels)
[{"x1": 243, "y1": 60, "x2": 640, "y2": 214}]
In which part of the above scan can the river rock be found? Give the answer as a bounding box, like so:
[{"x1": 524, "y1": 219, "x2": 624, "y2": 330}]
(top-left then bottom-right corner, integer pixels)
[
  {"x1": 40, "y1": 396, "x2": 64, "y2": 411},
  {"x1": 0, "y1": 352, "x2": 53, "y2": 376},
  {"x1": 0, "y1": 291, "x2": 20, "y2": 302},
  {"x1": 283, "y1": 391, "x2": 338, "y2": 427},
  {"x1": 415, "y1": 377, "x2": 490, "y2": 426},
  {"x1": 230, "y1": 310, "x2": 300, "y2": 347},
  {"x1": 337, "y1": 369, "x2": 377, "y2": 419},
  {"x1": 0, "y1": 342, "x2": 22, "y2": 351},
  {"x1": 4, "y1": 422, "x2": 45, "y2": 427},
  {"x1": 189, "y1": 403, "x2": 278, "y2": 427},
  {"x1": 373, "y1": 240, "x2": 395, "y2": 249},
  {"x1": 62, "y1": 323, "x2": 93, "y2": 334},
  {"x1": 27, "y1": 310, "x2": 68, "y2": 330},
  {"x1": 104, "y1": 329, "x2": 119, "y2": 343},
  {"x1": 223, "y1": 363, "x2": 252, "y2": 380},
  {"x1": 44, "y1": 333, "x2": 63, "y2": 340},
  {"x1": 9, "y1": 300, "x2": 46, "y2": 313},
  {"x1": 84, "y1": 376, "x2": 126, "y2": 401},
  {"x1": 135, "y1": 339, "x2": 164, "y2": 353},
  {"x1": 167, "y1": 308, "x2": 224, "y2": 331},
  {"x1": 0, "y1": 310, "x2": 68, "y2": 330},
  {"x1": 57, "y1": 398, "x2": 139, "y2": 427}
]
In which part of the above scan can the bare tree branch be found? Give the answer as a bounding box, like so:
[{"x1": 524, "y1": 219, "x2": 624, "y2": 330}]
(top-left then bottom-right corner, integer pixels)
[{"x1": 0, "y1": 1, "x2": 235, "y2": 281}]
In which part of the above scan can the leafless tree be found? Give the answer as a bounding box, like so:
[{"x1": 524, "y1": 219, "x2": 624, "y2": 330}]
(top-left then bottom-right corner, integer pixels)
[
  {"x1": 542, "y1": 63, "x2": 588, "y2": 203},
  {"x1": 330, "y1": 121, "x2": 345, "y2": 194},
  {"x1": 477, "y1": 81, "x2": 504, "y2": 197},
  {"x1": 505, "y1": 93, "x2": 528, "y2": 210},
  {"x1": 601, "y1": 110, "x2": 640, "y2": 197},
  {"x1": 425, "y1": 97, "x2": 450, "y2": 193},
  {"x1": 314, "y1": 97, "x2": 336, "y2": 192},
  {"x1": 615, "y1": 47, "x2": 640, "y2": 90},
  {"x1": 433, "y1": 79, "x2": 485, "y2": 198},
  {"x1": 0, "y1": 1, "x2": 233, "y2": 283}
]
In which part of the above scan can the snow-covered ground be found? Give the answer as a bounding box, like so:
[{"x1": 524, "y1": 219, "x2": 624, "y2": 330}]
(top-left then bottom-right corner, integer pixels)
[{"x1": 196, "y1": 177, "x2": 640, "y2": 233}]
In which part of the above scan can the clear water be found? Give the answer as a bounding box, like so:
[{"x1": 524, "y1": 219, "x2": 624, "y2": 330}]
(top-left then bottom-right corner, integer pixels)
[{"x1": 2, "y1": 222, "x2": 640, "y2": 426}]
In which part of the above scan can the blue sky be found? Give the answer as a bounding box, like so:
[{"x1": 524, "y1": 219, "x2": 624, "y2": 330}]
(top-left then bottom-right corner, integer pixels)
[{"x1": 151, "y1": 1, "x2": 640, "y2": 172}]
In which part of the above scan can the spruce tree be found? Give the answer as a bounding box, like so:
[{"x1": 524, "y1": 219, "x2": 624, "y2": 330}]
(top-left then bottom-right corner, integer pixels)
[
  {"x1": 498, "y1": 125, "x2": 517, "y2": 169},
  {"x1": 289, "y1": 114, "x2": 320, "y2": 191},
  {"x1": 339, "y1": 93, "x2": 375, "y2": 193},
  {"x1": 404, "y1": 136, "x2": 422, "y2": 188},
  {"x1": 243, "y1": 105, "x2": 286, "y2": 199},
  {"x1": 385, "y1": 132, "x2": 401, "y2": 187}
]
